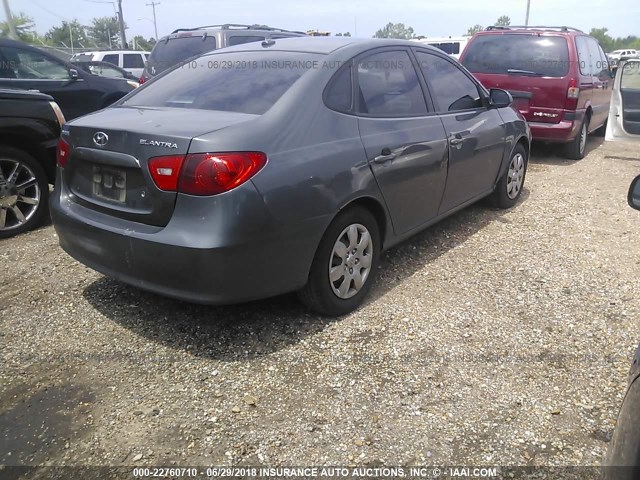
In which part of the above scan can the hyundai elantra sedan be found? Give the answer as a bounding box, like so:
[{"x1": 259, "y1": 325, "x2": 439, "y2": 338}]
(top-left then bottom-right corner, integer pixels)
[{"x1": 51, "y1": 37, "x2": 530, "y2": 315}]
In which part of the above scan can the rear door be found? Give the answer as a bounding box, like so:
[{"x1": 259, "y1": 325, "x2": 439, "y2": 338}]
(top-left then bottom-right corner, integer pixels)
[
  {"x1": 584, "y1": 37, "x2": 612, "y2": 129},
  {"x1": 606, "y1": 59, "x2": 640, "y2": 139},
  {"x1": 415, "y1": 50, "x2": 506, "y2": 213},
  {"x1": 355, "y1": 48, "x2": 449, "y2": 235}
]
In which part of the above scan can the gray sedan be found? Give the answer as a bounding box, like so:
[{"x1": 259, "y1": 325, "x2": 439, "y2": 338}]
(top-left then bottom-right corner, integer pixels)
[{"x1": 51, "y1": 37, "x2": 530, "y2": 315}]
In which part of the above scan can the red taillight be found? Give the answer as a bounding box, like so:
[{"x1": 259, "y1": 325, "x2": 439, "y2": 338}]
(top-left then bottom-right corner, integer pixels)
[
  {"x1": 567, "y1": 78, "x2": 580, "y2": 99},
  {"x1": 57, "y1": 138, "x2": 70, "y2": 168},
  {"x1": 139, "y1": 75, "x2": 146, "y2": 84},
  {"x1": 178, "y1": 152, "x2": 267, "y2": 196},
  {"x1": 148, "y1": 155, "x2": 185, "y2": 191}
]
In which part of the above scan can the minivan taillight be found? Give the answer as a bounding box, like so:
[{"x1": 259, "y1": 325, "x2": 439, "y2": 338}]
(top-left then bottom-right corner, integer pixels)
[
  {"x1": 148, "y1": 155, "x2": 185, "y2": 191},
  {"x1": 178, "y1": 152, "x2": 267, "y2": 196},
  {"x1": 565, "y1": 78, "x2": 580, "y2": 110},
  {"x1": 57, "y1": 138, "x2": 70, "y2": 168}
]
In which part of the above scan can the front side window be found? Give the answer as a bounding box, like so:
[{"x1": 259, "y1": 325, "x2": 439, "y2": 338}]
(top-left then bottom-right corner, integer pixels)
[
  {"x1": 621, "y1": 61, "x2": 640, "y2": 89},
  {"x1": 356, "y1": 50, "x2": 427, "y2": 117},
  {"x1": 0, "y1": 47, "x2": 68, "y2": 79},
  {"x1": 416, "y1": 51, "x2": 482, "y2": 112}
]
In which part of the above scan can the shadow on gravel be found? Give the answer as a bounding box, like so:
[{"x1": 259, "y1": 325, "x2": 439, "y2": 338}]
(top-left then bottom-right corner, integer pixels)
[
  {"x1": 530, "y1": 137, "x2": 605, "y2": 165},
  {"x1": 83, "y1": 190, "x2": 527, "y2": 362}
]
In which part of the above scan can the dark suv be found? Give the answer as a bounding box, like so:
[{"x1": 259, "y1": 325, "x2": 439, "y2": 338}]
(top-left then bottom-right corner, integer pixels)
[
  {"x1": 141, "y1": 24, "x2": 306, "y2": 83},
  {"x1": 460, "y1": 26, "x2": 612, "y2": 159}
]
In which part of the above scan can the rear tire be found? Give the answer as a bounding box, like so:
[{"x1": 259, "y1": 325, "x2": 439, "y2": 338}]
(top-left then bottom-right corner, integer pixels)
[
  {"x1": 0, "y1": 146, "x2": 49, "y2": 239},
  {"x1": 298, "y1": 207, "x2": 380, "y2": 316},
  {"x1": 564, "y1": 115, "x2": 589, "y2": 160},
  {"x1": 489, "y1": 144, "x2": 528, "y2": 209}
]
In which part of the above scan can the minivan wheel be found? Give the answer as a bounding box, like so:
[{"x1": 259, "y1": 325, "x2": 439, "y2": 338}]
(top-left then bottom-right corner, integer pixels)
[
  {"x1": 564, "y1": 116, "x2": 589, "y2": 160},
  {"x1": 0, "y1": 147, "x2": 49, "y2": 239},
  {"x1": 489, "y1": 144, "x2": 528, "y2": 209},
  {"x1": 298, "y1": 207, "x2": 380, "y2": 316}
]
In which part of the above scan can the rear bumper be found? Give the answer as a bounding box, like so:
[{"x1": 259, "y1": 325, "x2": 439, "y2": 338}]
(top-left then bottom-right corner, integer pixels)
[
  {"x1": 528, "y1": 111, "x2": 585, "y2": 143},
  {"x1": 50, "y1": 176, "x2": 327, "y2": 305}
]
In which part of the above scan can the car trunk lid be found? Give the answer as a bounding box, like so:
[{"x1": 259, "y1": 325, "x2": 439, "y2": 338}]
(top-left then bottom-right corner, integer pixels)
[{"x1": 63, "y1": 106, "x2": 258, "y2": 226}]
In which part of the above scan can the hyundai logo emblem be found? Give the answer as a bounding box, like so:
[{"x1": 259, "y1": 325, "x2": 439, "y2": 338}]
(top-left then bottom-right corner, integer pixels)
[{"x1": 93, "y1": 132, "x2": 109, "y2": 147}]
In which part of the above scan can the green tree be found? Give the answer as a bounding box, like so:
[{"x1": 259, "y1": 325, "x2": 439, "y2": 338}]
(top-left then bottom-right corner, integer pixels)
[
  {"x1": 374, "y1": 22, "x2": 415, "y2": 39},
  {"x1": 87, "y1": 16, "x2": 121, "y2": 48},
  {"x1": 45, "y1": 20, "x2": 90, "y2": 48},
  {"x1": 466, "y1": 24, "x2": 484, "y2": 36},
  {"x1": 0, "y1": 11, "x2": 38, "y2": 42},
  {"x1": 495, "y1": 15, "x2": 511, "y2": 27},
  {"x1": 589, "y1": 27, "x2": 614, "y2": 52},
  {"x1": 132, "y1": 35, "x2": 155, "y2": 51}
]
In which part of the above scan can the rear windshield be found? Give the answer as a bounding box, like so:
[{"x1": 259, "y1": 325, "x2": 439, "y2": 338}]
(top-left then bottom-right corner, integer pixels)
[
  {"x1": 123, "y1": 51, "x2": 322, "y2": 115},
  {"x1": 462, "y1": 34, "x2": 570, "y2": 77},
  {"x1": 147, "y1": 35, "x2": 217, "y2": 74}
]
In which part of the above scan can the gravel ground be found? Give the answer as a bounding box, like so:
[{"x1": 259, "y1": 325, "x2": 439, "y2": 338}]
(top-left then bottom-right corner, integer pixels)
[{"x1": 1, "y1": 138, "x2": 640, "y2": 470}]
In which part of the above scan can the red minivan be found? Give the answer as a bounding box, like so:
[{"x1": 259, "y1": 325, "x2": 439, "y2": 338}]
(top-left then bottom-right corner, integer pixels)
[{"x1": 460, "y1": 26, "x2": 612, "y2": 159}]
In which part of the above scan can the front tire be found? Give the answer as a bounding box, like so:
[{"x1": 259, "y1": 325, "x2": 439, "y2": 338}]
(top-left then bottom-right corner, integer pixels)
[
  {"x1": 0, "y1": 147, "x2": 49, "y2": 239},
  {"x1": 298, "y1": 207, "x2": 380, "y2": 316},
  {"x1": 489, "y1": 143, "x2": 528, "y2": 209}
]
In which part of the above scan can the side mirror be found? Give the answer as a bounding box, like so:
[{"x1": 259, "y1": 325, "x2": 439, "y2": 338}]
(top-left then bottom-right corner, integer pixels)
[
  {"x1": 69, "y1": 68, "x2": 79, "y2": 80},
  {"x1": 628, "y1": 175, "x2": 640, "y2": 210},
  {"x1": 488, "y1": 88, "x2": 513, "y2": 108}
]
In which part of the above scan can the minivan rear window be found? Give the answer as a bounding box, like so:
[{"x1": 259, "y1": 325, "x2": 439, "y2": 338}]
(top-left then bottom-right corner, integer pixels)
[
  {"x1": 123, "y1": 51, "x2": 322, "y2": 115},
  {"x1": 462, "y1": 34, "x2": 570, "y2": 77},
  {"x1": 147, "y1": 36, "x2": 217, "y2": 74}
]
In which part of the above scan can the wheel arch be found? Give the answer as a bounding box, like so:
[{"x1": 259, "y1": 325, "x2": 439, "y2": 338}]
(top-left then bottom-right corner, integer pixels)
[
  {"x1": 0, "y1": 135, "x2": 56, "y2": 184},
  {"x1": 337, "y1": 196, "x2": 390, "y2": 251}
]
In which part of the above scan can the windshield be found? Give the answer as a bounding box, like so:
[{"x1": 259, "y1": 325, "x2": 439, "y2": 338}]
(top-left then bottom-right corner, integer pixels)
[
  {"x1": 123, "y1": 51, "x2": 323, "y2": 115},
  {"x1": 147, "y1": 36, "x2": 217, "y2": 75},
  {"x1": 462, "y1": 34, "x2": 570, "y2": 77}
]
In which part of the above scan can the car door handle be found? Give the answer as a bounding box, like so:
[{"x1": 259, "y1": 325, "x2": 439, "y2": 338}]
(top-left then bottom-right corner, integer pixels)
[
  {"x1": 373, "y1": 147, "x2": 397, "y2": 164},
  {"x1": 449, "y1": 134, "x2": 464, "y2": 146}
]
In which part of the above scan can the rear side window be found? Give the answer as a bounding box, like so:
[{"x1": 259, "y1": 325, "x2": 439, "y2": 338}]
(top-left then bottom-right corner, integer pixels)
[
  {"x1": 462, "y1": 34, "x2": 570, "y2": 77},
  {"x1": 102, "y1": 54, "x2": 119, "y2": 66},
  {"x1": 356, "y1": 50, "x2": 427, "y2": 117},
  {"x1": 123, "y1": 51, "x2": 321, "y2": 115},
  {"x1": 324, "y1": 63, "x2": 353, "y2": 112},
  {"x1": 123, "y1": 53, "x2": 145, "y2": 68},
  {"x1": 416, "y1": 52, "x2": 482, "y2": 112},
  {"x1": 228, "y1": 36, "x2": 265, "y2": 46},
  {"x1": 575, "y1": 36, "x2": 591, "y2": 75},
  {"x1": 148, "y1": 36, "x2": 217, "y2": 75}
]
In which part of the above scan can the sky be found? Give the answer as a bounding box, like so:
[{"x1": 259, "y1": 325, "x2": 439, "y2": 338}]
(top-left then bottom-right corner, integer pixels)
[{"x1": 7, "y1": 0, "x2": 640, "y2": 42}]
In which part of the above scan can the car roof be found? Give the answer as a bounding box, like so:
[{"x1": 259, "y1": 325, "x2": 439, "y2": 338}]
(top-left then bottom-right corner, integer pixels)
[
  {"x1": 205, "y1": 36, "x2": 441, "y2": 55},
  {"x1": 474, "y1": 26, "x2": 584, "y2": 37}
]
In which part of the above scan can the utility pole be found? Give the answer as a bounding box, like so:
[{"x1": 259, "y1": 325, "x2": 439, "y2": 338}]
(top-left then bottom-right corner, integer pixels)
[
  {"x1": 117, "y1": 0, "x2": 127, "y2": 49},
  {"x1": 69, "y1": 22, "x2": 74, "y2": 54},
  {"x1": 146, "y1": 1, "x2": 159, "y2": 40},
  {"x1": 525, "y1": 0, "x2": 531, "y2": 26},
  {"x1": 2, "y1": 0, "x2": 18, "y2": 40}
]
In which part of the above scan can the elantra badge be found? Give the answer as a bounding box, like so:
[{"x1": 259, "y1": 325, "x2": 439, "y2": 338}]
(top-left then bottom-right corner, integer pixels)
[{"x1": 140, "y1": 139, "x2": 178, "y2": 149}]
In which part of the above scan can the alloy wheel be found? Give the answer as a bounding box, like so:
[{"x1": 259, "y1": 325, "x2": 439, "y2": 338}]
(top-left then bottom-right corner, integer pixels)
[
  {"x1": 328, "y1": 223, "x2": 373, "y2": 299},
  {"x1": 0, "y1": 158, "x2": 41, "y2": 232},
  {"x1": 506, "y1": 152, "x2": 525, "y2": 200}
]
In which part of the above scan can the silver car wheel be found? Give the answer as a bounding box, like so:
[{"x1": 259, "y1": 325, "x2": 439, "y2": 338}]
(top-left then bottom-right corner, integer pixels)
[
  {"x1": 506, "y1": 152, "x2": 525, "y2": 200},
  {"x1": 579, "y1": 121, "x2": 588, "y2": 156},
  {"x1": 328, "y1": 223, "x2": 373, "y2": 299},
  {"x1": 0, "y1": 158, "x2": 41, "y2": 232}
]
